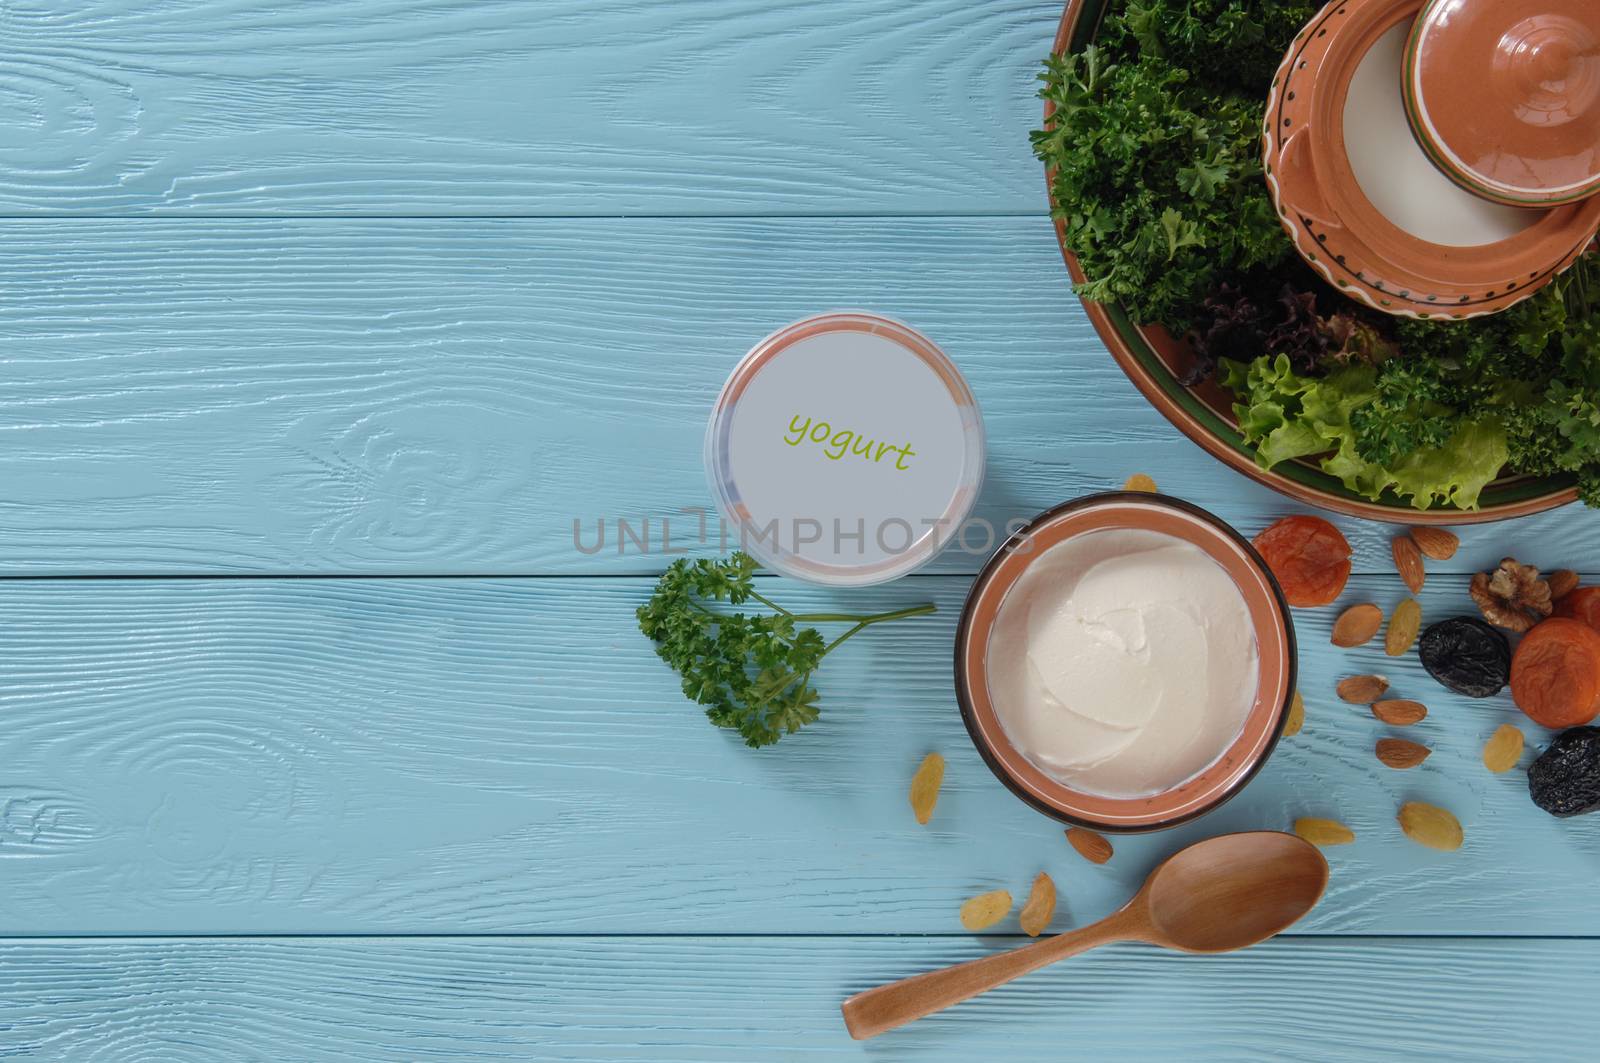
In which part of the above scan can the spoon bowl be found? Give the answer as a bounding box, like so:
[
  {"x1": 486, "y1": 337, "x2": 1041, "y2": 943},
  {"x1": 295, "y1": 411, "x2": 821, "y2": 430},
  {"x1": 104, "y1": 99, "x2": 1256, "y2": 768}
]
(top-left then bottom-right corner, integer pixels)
[
  {"x1": 841, "y1": 831, "x2": 1328, "y2": 1040},
  {"x1": 1146, "y1": 830, "x2": 1330, "y2": 952}
]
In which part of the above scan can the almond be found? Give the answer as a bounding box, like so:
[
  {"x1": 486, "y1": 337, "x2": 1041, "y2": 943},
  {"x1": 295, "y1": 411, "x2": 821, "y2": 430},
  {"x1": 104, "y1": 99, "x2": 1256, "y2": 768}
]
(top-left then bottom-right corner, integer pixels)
[
  {"x1": 1408, "y1": 526, "x2": 1459, "y2": 561},
  {"x1": 1065, "y1": 827, "x2": 1113, "y2": 865},
  {"x1": 1293, "y1": 818, "x2": 1355, "y2": 847},
  {"x1": 1550, "y1": 569, "x2": 1580, "y2": 601},
  {"x1": 1122, "y1": 473, "x2": 1158, "y2": 493},
  {"x1": 1376, "y1": 737, "x2": 1431, "y2": 769},
  {"x1": 1398, "y1": 802, "x2": 1463, "y2": 852},
  {"x1": 1337, "y1": 674, "x2": 1388, "y2": 703},
  {"x1": 1332, "y1": 603, "x2": 1383, "y2": 647},
  {"x1": 1482, "y1": 724, "x2": 1524, "y2": 774},
  {"x1": 1392, "y1": 535, "x2": 1426, "y2": 594},
  {"x1": 1371, "y1": 699, "x2": 1427, "y2": 726},
  {"x1": 1385, "y1": 598, "x2": 1422, "y2": 657},
  {"x1": 1018, "y1": 873, "x2": 1057, "y2": 937},
  {"x1": 1283, "y1": 690, "x2": 1305, "y2": 737}
]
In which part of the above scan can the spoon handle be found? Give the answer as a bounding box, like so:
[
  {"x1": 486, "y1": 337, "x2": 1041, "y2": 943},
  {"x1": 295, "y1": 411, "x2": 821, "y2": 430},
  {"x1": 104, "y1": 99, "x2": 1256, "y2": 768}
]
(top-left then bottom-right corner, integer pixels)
[{"x1": 840, "y1": 916, "x2": 1131, "y2": 1040}]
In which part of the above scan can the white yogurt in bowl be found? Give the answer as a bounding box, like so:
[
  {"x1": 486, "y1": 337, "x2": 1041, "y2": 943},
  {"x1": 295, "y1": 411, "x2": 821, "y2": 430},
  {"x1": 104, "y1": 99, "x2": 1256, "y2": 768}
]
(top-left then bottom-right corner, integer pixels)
[
  {"x1": 954, "y1": 494, "x2": 1295, "y2": 831},
  {"x1": 986, "y1": 529, "x2": 1260, "y2": 798}
]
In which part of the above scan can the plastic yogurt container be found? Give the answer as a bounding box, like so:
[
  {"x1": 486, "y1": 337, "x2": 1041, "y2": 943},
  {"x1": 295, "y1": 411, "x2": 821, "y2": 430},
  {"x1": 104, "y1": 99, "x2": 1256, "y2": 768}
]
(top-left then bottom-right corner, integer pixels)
[{"x1": 705, "y1": 312, "x2": 986, "y2": 586}]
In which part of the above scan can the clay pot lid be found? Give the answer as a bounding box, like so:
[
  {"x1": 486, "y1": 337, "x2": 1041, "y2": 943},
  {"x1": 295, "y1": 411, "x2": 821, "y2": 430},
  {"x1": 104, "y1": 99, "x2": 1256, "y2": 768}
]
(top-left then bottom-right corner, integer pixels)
[
  {"x1": 1405, "y1": 0, "x2": 1600, "y2": 206},
  {"x1": 1265, "y1": 0, "x2": 1600, "y2": 320}
]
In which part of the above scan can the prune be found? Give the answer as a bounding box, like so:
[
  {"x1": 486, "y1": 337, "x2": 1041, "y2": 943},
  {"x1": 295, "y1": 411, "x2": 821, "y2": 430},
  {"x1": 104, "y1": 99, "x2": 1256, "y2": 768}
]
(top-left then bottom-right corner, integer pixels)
[
  {"x1": 1528, "y1": 727, "x2": 1600, "y2": 817},
  {"x1": 1418, "y1": 616, "x2": 1511, "y2": 698}
]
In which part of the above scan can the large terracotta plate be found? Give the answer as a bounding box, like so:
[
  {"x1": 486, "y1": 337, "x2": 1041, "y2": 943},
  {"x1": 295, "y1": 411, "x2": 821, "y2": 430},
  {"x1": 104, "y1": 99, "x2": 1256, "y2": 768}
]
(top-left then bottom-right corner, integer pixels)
[{"x1": 1045, "y1": 0, "x2": 1578, "y2": 524}]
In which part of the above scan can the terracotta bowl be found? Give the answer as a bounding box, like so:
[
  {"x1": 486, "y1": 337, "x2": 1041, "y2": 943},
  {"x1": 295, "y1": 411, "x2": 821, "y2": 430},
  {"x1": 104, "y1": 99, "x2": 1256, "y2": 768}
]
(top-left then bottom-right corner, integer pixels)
[
  {"x1": 954, "y1": 493, "x2": 1297, "y2": 832},
  {"x1": 1264, "y1": 0, "x2": 1600, "y2": 318},
  {"x1": 1044, "y1": 0, "x2": 1579, "y2": 522}
]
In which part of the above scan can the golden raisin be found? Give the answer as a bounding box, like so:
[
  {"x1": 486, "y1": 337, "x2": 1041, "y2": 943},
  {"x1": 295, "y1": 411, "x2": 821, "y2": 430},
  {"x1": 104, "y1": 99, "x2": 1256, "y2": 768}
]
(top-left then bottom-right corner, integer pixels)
[
  {"x1": 1398, "y1": 802, "x2": 1463, "y2": 852},
  {"x1": 1283, "y1": 690, "x2": 1305, "y2": 736},
  {"x1": 1018, "y1": 873, "x2": 1057, "y2": 937},
  {"x1": 1385, "y1": 598, "x2": 1422, "y2": 657},
  {"x1": 909, "y1": 752, "x2": 945, "y2": 826},
  {"x1": 1481, "y1": 724, "x2": 1524, "y2": 774},
  {"x1": 959, "y1": 889, "x2": 1012, "y2": 931},
  {"x1": 1294, "y1": 818, "x2": 1355, "y2": 847}
]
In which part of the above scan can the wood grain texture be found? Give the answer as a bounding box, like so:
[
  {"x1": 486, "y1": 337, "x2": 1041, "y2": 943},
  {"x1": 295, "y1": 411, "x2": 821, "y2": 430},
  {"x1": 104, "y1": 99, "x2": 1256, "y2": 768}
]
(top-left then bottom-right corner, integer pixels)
[
  {"x1": 0, "y1": 0, "x2": 1057, "y2": 216},
  {"x1": 0, "y1": 217, "x2": 1593, "y2": 576},
  {"x1": 9, "y1": 2, "x2": 1594, "y2": 1055},
  {"x1": 1, "y1": 936, "x2": 1594, "y2": 1061},
  {"x1": 4, "y1": 572, "x2": 1598, "y2": 936}
]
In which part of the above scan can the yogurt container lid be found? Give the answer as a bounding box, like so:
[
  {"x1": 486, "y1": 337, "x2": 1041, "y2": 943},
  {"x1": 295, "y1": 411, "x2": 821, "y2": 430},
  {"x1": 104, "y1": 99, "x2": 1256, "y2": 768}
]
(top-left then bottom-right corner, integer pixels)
[
  {"x1": 705, "y1": 312, "x2": 985, "y2": 586},
  {"x1": 1405, "y1": 0, "x2": 1600, "y2": 206}
]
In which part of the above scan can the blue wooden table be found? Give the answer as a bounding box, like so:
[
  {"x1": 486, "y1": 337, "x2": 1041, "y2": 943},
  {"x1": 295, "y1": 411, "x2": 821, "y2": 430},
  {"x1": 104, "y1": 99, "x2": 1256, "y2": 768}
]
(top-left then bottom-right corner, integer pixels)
[{"x1": 2, "y1": 1, "x2": 1599, "y2": 1058}]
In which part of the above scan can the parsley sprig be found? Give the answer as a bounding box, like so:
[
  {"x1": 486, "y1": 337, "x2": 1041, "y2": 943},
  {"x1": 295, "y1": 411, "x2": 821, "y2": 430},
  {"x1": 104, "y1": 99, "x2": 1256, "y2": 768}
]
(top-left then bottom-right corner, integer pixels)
[
  {"x1": 1030, "y1": 0, "x2": 1313, "y2": 332},
  {"x1": 637, "y1": 553, "x2": 936, "y2": 747}
]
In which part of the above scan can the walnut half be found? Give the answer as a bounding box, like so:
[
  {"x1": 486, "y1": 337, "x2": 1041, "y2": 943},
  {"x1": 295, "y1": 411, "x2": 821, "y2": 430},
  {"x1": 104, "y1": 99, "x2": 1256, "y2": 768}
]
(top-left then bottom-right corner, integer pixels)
[{"x1": 1470, "y1": 558, "x2": 1553, "y2": 633}]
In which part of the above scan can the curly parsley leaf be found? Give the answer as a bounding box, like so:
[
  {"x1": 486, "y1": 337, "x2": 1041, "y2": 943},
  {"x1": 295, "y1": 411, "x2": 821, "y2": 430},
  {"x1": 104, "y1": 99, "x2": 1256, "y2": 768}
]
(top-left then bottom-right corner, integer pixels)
[
  {"x1": 1030, "y1": 1, "x2": 1312, "y2": 332},
  {"x1": 637, "y1": 553, "x2": 935, "y2": 748}
]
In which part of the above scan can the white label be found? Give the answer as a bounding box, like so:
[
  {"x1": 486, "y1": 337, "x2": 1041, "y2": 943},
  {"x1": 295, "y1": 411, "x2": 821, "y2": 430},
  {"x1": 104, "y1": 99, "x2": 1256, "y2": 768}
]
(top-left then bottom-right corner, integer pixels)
[{"x1": 725, "y1": 327, "x2": 969, "y2": 569}]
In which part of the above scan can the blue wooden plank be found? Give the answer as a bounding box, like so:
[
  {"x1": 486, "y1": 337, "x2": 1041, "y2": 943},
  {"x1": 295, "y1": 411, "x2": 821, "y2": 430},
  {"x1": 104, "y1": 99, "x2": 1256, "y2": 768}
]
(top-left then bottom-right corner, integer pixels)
[
  {"x1": 2, "y1": 573, "x2": 1596, "y2": 936},
  {"x1": 0, "y1": 217, "x2": 1593, "y2": 576},
  {"x1": 0, "y1": 936, "x2": 1592, "y2": 1061},
  {"x1": 0, "y1": 0, "x2": 1057, "y2": 216}
]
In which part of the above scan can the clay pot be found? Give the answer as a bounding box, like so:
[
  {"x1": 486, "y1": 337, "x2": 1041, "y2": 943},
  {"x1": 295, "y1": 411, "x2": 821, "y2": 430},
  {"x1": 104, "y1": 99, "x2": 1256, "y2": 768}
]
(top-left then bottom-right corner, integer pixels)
[{"x1": 1264, "y1": 0, "x2": 1600, "y2": 319}]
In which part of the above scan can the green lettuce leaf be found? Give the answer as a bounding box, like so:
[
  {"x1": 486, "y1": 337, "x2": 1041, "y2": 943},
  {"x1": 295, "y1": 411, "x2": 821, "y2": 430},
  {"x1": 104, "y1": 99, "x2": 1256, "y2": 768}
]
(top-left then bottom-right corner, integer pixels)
[{"x1": 1222, "y1": 355, "x2": 1509, "y2": 510}]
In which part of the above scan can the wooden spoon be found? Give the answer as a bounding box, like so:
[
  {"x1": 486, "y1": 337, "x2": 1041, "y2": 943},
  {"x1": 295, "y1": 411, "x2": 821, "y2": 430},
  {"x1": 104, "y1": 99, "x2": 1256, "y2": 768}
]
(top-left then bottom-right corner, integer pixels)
[{"x1": 840, "y1": 831, "x2": 1328, "y2": 1040}]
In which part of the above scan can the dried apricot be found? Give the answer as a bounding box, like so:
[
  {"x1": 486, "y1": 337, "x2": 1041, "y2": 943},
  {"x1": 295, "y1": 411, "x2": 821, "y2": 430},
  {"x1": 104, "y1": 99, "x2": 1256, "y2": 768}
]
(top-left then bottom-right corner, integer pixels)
[
  {"x1": 1252, "y1": 516, "x2": 1351, "y2": 607},
  {"x1": 959, "y1": 889, "x2": 1012, "y2": 931},
  {"x1": 1018, "y1": 873, "x2": 1056, "y2": 937},
  {"x1": 1511, "y1": 618, "x2": 1600, "y2": 729},
  {"x1": 1555, "y1": 587, "x2": 1600, "y2": 634}
]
